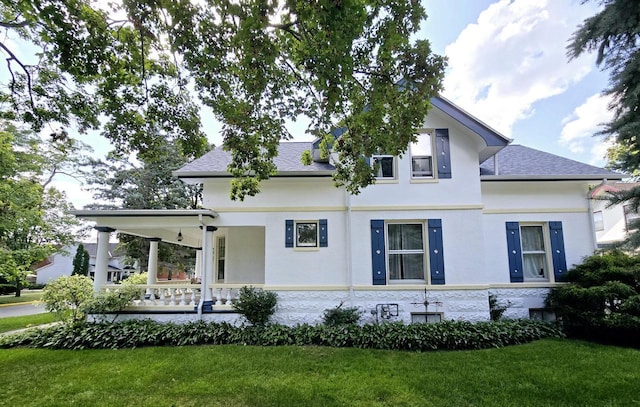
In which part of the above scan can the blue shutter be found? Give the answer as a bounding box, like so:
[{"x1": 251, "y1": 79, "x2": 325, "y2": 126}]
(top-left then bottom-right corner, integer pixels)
[
  {"x1": 370, "y1": 220, "x2": 386, "y2": 285},
  {"x1": 428, "y1": 219, "x2": 445, "y2": 285},
  {"x1": 505, "y1": 222, "x2": 524, "y2": 283},
  {"x1": 435, "y1": 129, "x2": 451, "y2": 179},
  {"x1": 549, "y1": 221, "x2": 567, "y2": 282},
  {"x1": 319, "y1": 219, "x2": 328, "y2": 247},
  {"x1": 285, "y1": 220, "x2": 294, "y2": 248}
]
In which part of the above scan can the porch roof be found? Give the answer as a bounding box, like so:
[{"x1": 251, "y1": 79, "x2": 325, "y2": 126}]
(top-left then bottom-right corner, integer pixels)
[{"x1": 72, "y1": 209, "x2": 218, "y2": 248}]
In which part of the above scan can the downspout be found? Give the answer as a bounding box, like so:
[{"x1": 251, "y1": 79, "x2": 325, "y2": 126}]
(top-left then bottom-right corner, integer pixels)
[{"x1": 345, "y1": 189, "x2": 355, "y2": 304}]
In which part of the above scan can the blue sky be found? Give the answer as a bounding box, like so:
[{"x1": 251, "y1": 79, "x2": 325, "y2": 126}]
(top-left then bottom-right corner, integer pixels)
[{"x1": 48, "y1": 0, "x2": 613, "y2": 208}]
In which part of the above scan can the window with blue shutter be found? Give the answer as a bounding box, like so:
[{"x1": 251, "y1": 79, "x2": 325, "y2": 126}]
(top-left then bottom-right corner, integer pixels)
[
  {"x1": 435, "y1": 129, "x2": 451, "y2": 179},
  {"x1": 505, "y1": 222, "x2": 524, "y2": 283},
  {"x1": 370, "y1": 220, "x2": 387, "y2": 285},
  {"x1": 505, "y1": 221, "x2": 567, "y2": 283},
  {"x1": 285, "y1": 220, "x2": 294, "y2": 248},
  {"x1": 371, "y1": 219, "x2": 446, "y2": 285},
  {"x1": 428, "y1": 219, "x2": 445, "y2": 285},
  {"x1": 549, "y1": 222, "x2": 567, "y2": 282},
  {"x1": 319, "y1": 219, "x2": 328, "y2": 247}
]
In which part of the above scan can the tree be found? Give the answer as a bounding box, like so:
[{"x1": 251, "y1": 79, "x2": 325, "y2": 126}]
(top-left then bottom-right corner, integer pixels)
[
  {"x1": 0, "y1": 123, "x2": 83, "y2": 295},
  {"x1": 88, "y1": 140, "x2": 200, "y2": 271},
  {"x1": 0, "y1": 0, "x2": 445, "y2": 200},
  {"x1": 72, "y1": 244, "x2": 90, "y2": 276},
  {"x1": 569, "y1": 0, "x2": 640, "y2": 247}
]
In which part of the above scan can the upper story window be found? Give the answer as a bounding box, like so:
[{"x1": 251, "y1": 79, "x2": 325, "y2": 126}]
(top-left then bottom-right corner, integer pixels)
[
  {"x1": 593, "y1": 211, "x2": 604, "y2": 231},
  {"x1": 624, "y1": 204, "x2": 640, "y2": 231},
  {"x1": 410, "y1": 130, "x2": 434, "y2": 178},
  {"x1": 372, "y1": 155, "x2": 395, "y2": 179},
  {"x1": 520, "y1": 224, "x2": 548, "y2": 281}
]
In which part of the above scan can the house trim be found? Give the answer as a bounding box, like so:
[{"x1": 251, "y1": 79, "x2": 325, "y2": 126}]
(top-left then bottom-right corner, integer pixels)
[
  {"x1": 352, "y1": 204, "x2": 483, "y2": 212},
  {"x1": 483, "y1": 208, "x2": 589, "y2": 214}
]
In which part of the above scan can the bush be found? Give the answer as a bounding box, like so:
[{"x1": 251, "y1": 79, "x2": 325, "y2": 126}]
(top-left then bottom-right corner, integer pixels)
[
  {"x1": 120, "y1": 272, "x2": 147, "y2": 285},
  {"x1": 546, "y1": 251, "x2": 640, "y2": 347},
  {"x1": 0, "y1": 283, "x2": 16, "y2": 295},
  {"x1": 232, "y1": 286, "x2": 277, "y2": 326},
  {"x1": 42, "y1": 275, "x2": 94, "y2": 324},
  {"x1": 26, "y1": 283, "x2": 46, "y2": 290},
  {"x1": 322, "y1": 302, "x2": 362, "y2": 326},
  {"x1": 0, "y1": 319, "x2": 564, "y2": 351},
  {"x1": 84, "y1": 285, "x2": 141, "y2": 323}
]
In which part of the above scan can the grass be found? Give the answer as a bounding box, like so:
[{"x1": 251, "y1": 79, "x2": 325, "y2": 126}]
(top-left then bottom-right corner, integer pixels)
[
  {"x1": 0, "y1": 290, "x2": 43, "y2": 305},
  {"x1": 0, "y1": 339, "x2": 638, "y2": 406},
  {"x1": 0, "y1": 313, "x2": 57, "y2": 334}
]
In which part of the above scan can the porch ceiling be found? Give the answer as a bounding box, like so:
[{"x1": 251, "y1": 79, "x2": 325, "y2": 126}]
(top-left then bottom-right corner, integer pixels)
[{"x1": 72, "y1": 209, "x2": 218, "y2": 248}]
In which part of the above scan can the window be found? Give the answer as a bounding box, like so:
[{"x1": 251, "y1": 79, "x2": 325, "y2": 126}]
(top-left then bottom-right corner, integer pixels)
[
  {"x1": 593, "y1": 211, "x2": 604, "y2": 231},
  {"x1": 410, "y1": 131, "x2": 434, "y2": 178},
  {"x1": 286, "y1": 219, "x2": 328, "y2": 248},
  {"x1": 624, "y1": 205, "x2": 640, "y2": 231},
  {"x1": 520, "y1": 225, "x2": 548, "y2": 281},
  {"x1": 411, "y1": 312, "x2": 442, "y2": 323},
  {"x1": 529, "y1": 308, "x2": 556, "y2": 321},
  {"x1": 296, "y1": 221, "x2": 318, "y2": 247},
  {"x1": 387, "y1": 223, "x2": 425, "y2": 281},
  {"x1": 216, "y1": 236, "x2": 226, "y2": 281},
  {"x1": 372, "y1": 155, "x2": 395, "y2": 179}
]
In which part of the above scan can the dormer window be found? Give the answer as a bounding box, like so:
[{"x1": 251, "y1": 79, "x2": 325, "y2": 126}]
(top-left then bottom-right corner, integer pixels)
[
  {"x1": 411, "y1": 130, "x2": 434, "y2": 178},
  {"x1": 372, "y1": 155, "x2": 395, "y2": 179}
]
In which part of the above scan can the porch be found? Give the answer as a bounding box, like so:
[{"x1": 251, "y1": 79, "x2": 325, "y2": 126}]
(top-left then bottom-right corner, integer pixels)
[{"x1": 73, "y1": 209, "x2": 266, "y2": 312}]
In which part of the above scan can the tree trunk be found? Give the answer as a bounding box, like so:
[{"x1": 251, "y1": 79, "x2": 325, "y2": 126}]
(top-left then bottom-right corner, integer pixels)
[{"x1": 14, "y1": 280, "x2": 21, "y2": 297}]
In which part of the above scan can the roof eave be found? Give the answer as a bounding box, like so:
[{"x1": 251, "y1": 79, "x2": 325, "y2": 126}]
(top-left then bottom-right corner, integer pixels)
[{"x1": 481, "y1": 174, "x2": 625, "y2": 182}]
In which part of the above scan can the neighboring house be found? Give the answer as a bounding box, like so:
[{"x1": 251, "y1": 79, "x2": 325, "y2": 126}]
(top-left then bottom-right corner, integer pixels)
[
  {"x1": 74, "y1": 96, "x2": 623, "y2": 324},
  {"x1": 35, "y1": 243, "x2": 135, "y2": 285},
  {"x1": 590, "y1": 181, "x2": 640, "y2": 247}
]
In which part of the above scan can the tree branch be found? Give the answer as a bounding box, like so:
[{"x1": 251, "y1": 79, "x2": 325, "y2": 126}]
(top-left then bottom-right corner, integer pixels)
[
  {"x1": 0, "y1": 41, "x2": 35, "y2": 109},
  {"x1": 0, "y1": 20, "x2": 30, "y2": 29}
]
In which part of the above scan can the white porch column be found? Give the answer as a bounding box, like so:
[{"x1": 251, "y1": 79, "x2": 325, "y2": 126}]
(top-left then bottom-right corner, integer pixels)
[
  {"x1": 146, "y1": 238, "x2": 161, "y2": 296},
  {"x1": 194, "y1": 248, "x2": 202, "y2": 281},
  {"x1": 201, "y1": 225, "x2": 217, "y2": 311},
  {"x1": 93, "y1": 227, "x2": 114, "y2": 293}
]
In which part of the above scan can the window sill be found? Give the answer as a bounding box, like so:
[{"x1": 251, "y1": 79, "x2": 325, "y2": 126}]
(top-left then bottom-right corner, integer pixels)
[
  {"x1": 410, "y1": 178, "x2": 438, "y2": 184},
  {"x1": 374, "y1": 179, "x2": 399, "y2": 184},
  {"x1": 388, "y1": 279, "x2": 427, "y2": 285},
  {"x1": 294, "y1": 247, "x2": 321, "y2": 252}
]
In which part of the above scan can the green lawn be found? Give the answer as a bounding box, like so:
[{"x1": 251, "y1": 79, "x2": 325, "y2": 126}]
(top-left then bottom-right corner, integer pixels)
[
  {"x1": 0, "y1": 339, "x2": 638, "y2": 406},
  {"x1": 0, "y1": 313, "x2": 57, "y2": 333},
  {"x1": 0, "y1": 290, "x2": 43, "y2": 305}
]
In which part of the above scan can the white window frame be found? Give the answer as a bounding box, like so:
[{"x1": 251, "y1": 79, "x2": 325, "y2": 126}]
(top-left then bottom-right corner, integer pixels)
[
  {"x1": 216, "y1": 235, "x2": 226, "y2": 282},
  {"x1": 624, "y1": 204, "x2": 640, "y2": 231},
  {"x1": 593, "y1": 211, "x2": 604, "y2": 231},
  {"x1": 295, "y1": 221, "x2": 318, "y2": 248},
  {"x1": 519, "y1": 223, "x2": 550, "y2": 282},
  {"x1": 386, "y1": 221, "x2": 427, "y2": 284},
  {"x1": 411, "y1": 312, "x2": 443, "y2": 324},
  {"x1": 410, "y1": 130, "x2": 435, "y2": 179},
  {"x1": 372, "y1": 155, "x2": 396, "y2": 180}
]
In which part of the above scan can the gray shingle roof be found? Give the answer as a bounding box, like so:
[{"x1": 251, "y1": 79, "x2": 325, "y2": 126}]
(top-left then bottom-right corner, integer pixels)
[
  {"x1": 480, "y1": 145, "x2": 623, "y2": 179},
  {"x1": 175, "y1": 142, "x2": 334, "y2": 176}
]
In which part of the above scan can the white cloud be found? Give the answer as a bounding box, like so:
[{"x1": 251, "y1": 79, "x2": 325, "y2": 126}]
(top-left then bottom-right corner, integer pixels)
[
  {"x1": 442, "y1": 0, "x2": 597, "y2": 136},
  {"x1": 560, "y1": 93, "x2": 614, "y2": 163}
]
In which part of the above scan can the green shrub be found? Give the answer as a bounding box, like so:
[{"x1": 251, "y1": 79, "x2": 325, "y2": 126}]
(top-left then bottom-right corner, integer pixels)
[
  {"x1": 489, "y1": 294, "x2": 510, "y2": 321},
  {"x1": 120, "y1": 272, "x2": 148, "y2": 285},
  {"x1": 41, "y1": 275, "x2": 94, "y2": 324},
  {"x1": 0, "y1": 319, "x2": 564, "y2": 351},
  {"x1": 83, "y1": 285, "x2": 141, "y2": 323},
  {"x1": 26, "y1": 283, "x2": 46, "y2": 290},
  {"x1": 0, "y1": 283, "x2": 16, "y2": 295},
  {"x1": 232, "y1": 286, "x2": 278, "y2": 326},
  {"x1": 546, "y1": 251, "x2": 640, "y2": 347},
  {"x1": 322, "y1": 302, "x2": 362, "y2": 326}
]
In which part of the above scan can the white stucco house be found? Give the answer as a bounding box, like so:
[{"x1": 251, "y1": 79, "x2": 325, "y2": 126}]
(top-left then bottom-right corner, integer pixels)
[
  {"x1": 35, "y1": 243, "x2": 134, "y2": 285},
  {"x1": 73, "y1": 96, "x2": 623, "y2": 325},
  {"x1": 590, "y1": 181, "x2": 640, "y2": 248}
]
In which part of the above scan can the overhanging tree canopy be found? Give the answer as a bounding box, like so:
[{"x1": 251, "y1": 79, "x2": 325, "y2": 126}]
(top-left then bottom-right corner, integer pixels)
[{"x1": 0, "y1": 0, "x2": 446, "y2": 200}]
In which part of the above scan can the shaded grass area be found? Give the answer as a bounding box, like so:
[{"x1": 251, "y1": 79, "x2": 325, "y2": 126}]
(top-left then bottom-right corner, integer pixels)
[
  {"x1": 0, "y1": 313, "x2": 57, "y2": 334},
  {"x1": 0, "y1": 291, "x2": 43, "y2": 305},
  {"x1": 0, "y1": 339, "x2": 638, "y2": 407}
]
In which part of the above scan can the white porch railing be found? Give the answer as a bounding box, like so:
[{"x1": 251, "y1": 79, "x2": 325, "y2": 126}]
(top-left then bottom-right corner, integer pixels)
[{"x1": 101, "y1": 283, "x2": 265, "y2": 310}]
